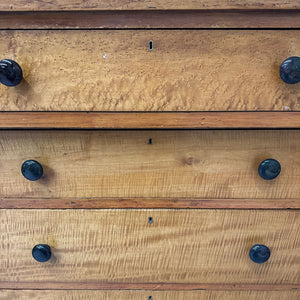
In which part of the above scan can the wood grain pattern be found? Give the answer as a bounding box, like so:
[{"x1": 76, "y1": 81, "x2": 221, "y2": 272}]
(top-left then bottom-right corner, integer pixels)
[
  {"x1": 1, "y1": 0, "x2": 299, "y2": 11},
  {"x1": 1, "y1": 11, "x2": 300, "y2": 29},
  {"x1": 0, "y1": 209, "x2": 299, "y2": 286},
  {"x1": 0, "y1": 30, "x2": 299, "y2": 111},
  {"x1": 0, "y1": 130, "x2": 299, "y2": 199},
  {"x1": 0, "y1": 282, "x2": 299, "y2": 290},
  {"x1": 0, "y1": 112, "x2": 300, "y2": 129},
  {"x1": 1, "y1": 290, "x2": 300, "y2": 299},
  {"x1": 1, "y1": 197, "x2": 299, "y2": 209}
]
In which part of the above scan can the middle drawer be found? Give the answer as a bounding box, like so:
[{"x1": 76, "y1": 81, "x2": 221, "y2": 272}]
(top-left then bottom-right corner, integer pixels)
[
  {"x1": 0, "y1": 130, "x2": 299, "y2": 199},
  {"x1": 0, "y1": 209, "x2": 299, "y2": 286}
]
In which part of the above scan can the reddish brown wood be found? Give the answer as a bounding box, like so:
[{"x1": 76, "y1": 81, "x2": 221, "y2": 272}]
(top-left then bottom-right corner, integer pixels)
[
  {"x1": 1, "y1": 0, "x2": 300, "y2": 11},
  {"x1": 1, "y1": 197, "x2": 299, "y2": 209},
  {"x1": 0, "y1": 112, "x2": 299, "y2": 129},
  {"x1": 0, "y1": 282, "x2": 298, "y2": 291},
  {"x1": 0, "y1": 11, "x2": 299, "y2": 29}
]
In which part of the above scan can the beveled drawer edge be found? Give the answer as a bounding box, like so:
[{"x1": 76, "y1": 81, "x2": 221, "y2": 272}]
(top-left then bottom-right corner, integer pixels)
[
  {"x1": 0, "y1": 10, "x2": 300, "y2": 29},
  {"x1": 0, "y1": 282, "x2": 299, "y2": 291},
  {"x1": 1, "y1": 197, "x2": 299, "y2": 209},
  {"x1": 0, "y1": 112, "x2": 300, "y2": 129}
]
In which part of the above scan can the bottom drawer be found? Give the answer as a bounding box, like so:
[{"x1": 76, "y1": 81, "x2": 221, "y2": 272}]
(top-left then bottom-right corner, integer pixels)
[
  {"x1": 0, "y1": 290, "x2": 299, "y2": 300},
  {"x1": 0, "y1": 209, "x2": 299, "y2": 287}
]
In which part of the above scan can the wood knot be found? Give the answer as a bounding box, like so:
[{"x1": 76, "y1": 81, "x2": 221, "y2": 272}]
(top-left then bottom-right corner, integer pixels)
[{"x1": 182, "y1": 157, "x2": 199, "y2": 166}]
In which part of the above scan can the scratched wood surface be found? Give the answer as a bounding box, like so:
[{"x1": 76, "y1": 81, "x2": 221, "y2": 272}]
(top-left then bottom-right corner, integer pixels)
[
  {"x1": 0, "y1": 30, "x2": 299, "y2": 111},
  {"x1": 0, "y1": 130, "x2": 299, "y2": 200},
  {"x1": 0, "y1": 209, "x2": 299, "y2": 286},
  {"x1": 0, "y1": 0, "x2": 299, "y2": 10},
  {"x1": 1, "y1": 290, "x2": 300, "y2": 299}
]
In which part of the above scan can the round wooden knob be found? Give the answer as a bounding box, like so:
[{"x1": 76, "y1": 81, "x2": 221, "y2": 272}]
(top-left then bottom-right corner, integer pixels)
[
  {"x1": 258, "y1": 159, "x2": 281, "y2": 180},
  {"x1": 0, "y1": 59, "x2": 23, "y2": 87},
  {"x1": 280, "y1": 56, "x2": 300, "y2": 84},
  {"x1": 249, "y1": 244, "x2": 270, "y2": 264},
  {"x1": 21, "y1": 160, "x2": 43, "y2": 181},
  {"x1": 32, "y1": 244, "x2": 52, "y2": 262}
]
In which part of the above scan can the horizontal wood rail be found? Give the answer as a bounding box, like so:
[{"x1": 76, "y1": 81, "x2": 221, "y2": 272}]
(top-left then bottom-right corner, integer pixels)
[
  {"x1": 0, "y1": 10, "x2": 300, "y2": 29},
  {"x1": 0, "y1": 282, "x2": 299, "y2": 291},
  {"x1": 0, "y1": 0, "x2": 299, "y2": 11},
  {"x1": 1, "y1": 197, "x2": 299, "y2": 209},
  {"x1": 1, "y1": 291, "x2": 300, "y2": 299},
  {"x1": 0, "y1": 112, "x2": 299, "y2": 129}
]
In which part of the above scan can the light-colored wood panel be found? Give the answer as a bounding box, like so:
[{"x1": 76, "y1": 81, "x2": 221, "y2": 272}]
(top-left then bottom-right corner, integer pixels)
[
  {"x1": 0, "y1": 0, "x2": 299, "y2": 11},
  {"x1": 1, "y1": 11, "x2": 300, "y2": 29},
  {"x1": 0, "y1": 30, "x2": 299, "y2": 111},
  {"x1": 1, "y1": 112, "x2": 300, "y2": 129},
  {"x1": 0, "y1": 210, "x2": 299, "y2": 286},
  {"x1": 1, "y1": 290, "x2": 300, "y2": 299},
  {"x1": 0, "y1": 130, "x2": 299, "y2": 199}
]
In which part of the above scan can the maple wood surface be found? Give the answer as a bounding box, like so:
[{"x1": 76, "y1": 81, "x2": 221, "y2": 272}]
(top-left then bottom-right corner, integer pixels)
[
  {"x1": 0, "y1": 290, "x2": 299, "y2": 299},
  {"x1": 0, "y1": 112, "x2": 300, "y2": 129},
  {"x1": 1, "y1": 197, "x2": 299, "y2": 209},
  {"x1": 0, "y1": 30, "x2": 299, "y2": 111},
  {"x1": 0, "y1": 209, "x2": 299, "y2": 286},
  {"x1": 0, "y1": 130, "x2": 299, "y2": 199}
]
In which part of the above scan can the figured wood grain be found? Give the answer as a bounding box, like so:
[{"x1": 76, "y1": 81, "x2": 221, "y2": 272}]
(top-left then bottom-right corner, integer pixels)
[
  {"x1": 0, "y1": 30, "x2": 299, "y2": 111},
  {"x1": 1, "y1": 11, "x2": 300, "y2": 29},
  {"x1": 1, "y1": 0, "x2": 299, "y2": 11},
  {"x1": 0, "y1": 112, "x2": 300, "y2": 129},
  {"x1": 0, "y1": 130, "x2": 299, "y2": 199},
  {"x1": 0, "y1": 282, "x2": 299, "y2": 290},
  {"x1": 1, "y1": 197, "x2": 299, "y2": 209},
  {"x1": 0, "y1": 209, "x2": 299, "y2": 287},
  {"x1": 1, "y1": 290, "x2": 300, "y2": 299}
]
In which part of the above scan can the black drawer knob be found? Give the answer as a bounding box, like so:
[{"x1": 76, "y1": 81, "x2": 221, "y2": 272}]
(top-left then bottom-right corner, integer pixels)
[
  {"x1": 280, "y1": 56, "x2": 300, "y2": 84},
  {"x1": 32, "y1": 244, "x2": 52, "y2": 262},
  {"x1": 0, "y1": 59, "x2": 23, "y2": 87},
  {"x1": 258, "y1": 159, "x2": 281, "y2": 180},
  {"x1": 21, "y1": 160, "x2": 43, "y2": 181},
  {"x1": 249, "y1": 244, "x2": 271, "y2": 264}
]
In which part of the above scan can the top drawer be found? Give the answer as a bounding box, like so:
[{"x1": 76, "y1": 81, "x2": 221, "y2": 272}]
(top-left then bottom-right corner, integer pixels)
[{"x1": 0, "y1": 30, "x2": 299, "y2": 111}]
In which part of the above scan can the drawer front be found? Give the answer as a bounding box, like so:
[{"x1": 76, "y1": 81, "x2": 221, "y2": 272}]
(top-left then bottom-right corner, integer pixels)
[
  {"x1": 0, "y1": 290, "x2": 299, "y2": 300},
  {"x1": 0, "y1": 130, "x2": 299, "y2": 199},
  {"x1": 0, "y1": 209, "x2": 299, "y2": 286},
  {"x1": 0, "y1": 30, "x2": 299, "y2": 111}
]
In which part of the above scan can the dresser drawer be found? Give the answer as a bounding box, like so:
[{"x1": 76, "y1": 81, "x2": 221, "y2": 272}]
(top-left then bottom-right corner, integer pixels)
[
  {"x1": 0, "y1": 130, "x2": 299, "y2": 201},
  {"x1": 0, "y1": 30, "x2": 299, "y2": 111},
  {"x1": 0, "y1": 209, "x2": 299, "y2": 287}
]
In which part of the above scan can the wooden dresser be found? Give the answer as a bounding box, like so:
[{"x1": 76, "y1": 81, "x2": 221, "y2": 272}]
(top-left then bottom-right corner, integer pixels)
[{"x1": 0, "y1": 1, "x2": 299, "y2": 299}]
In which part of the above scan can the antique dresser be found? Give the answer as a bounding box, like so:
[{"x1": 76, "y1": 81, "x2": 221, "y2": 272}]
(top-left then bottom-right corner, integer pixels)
[{"x1": 0, "y1": 1, "x2": 299, "y2": 299}]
